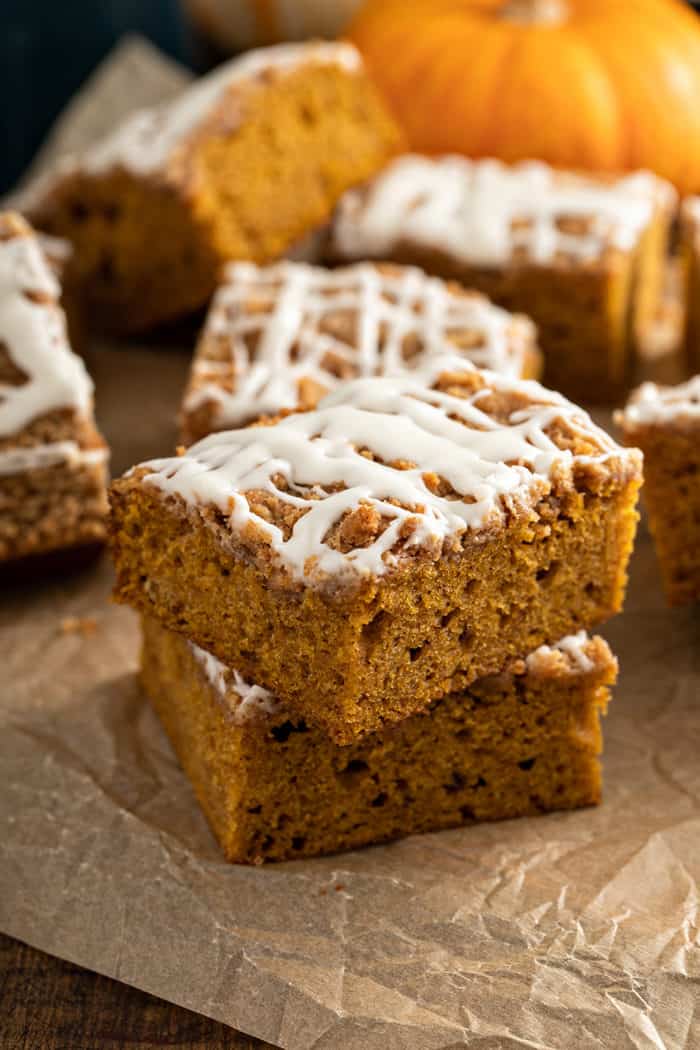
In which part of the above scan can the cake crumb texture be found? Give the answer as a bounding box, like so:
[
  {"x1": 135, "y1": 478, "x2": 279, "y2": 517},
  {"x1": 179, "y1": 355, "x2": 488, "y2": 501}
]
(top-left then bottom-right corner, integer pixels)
[{"x1": 141, "y1": 616, "x2": 616, "y2": 864}]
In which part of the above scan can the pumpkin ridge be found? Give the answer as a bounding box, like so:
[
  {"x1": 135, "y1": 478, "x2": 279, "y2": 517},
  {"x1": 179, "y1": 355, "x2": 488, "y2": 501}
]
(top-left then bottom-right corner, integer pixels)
[
  {"x1": 501, "y1": 0, "x2": 569, "y2": 26},
  {"x1": 347, "y1": 0, "x2": 700, "y2": 192}
]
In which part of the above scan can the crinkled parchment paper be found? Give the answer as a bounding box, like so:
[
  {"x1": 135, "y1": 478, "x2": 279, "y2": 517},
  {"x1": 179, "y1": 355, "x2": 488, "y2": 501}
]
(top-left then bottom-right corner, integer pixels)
[
  {"x1": 2, "y1": 359, "x2": 699, "y2": 1050},
  {"x1": 1, "y1": 40, "x2": 700, "y2": 1050}
]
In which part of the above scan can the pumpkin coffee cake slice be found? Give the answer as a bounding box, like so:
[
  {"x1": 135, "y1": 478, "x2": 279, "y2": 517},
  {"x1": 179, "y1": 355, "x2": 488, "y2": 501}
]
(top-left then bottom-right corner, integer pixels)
[
  {"x1": 0, "y1": 212, "x2": 108, "y2": 572},
  {"x1": 181, "y1": 259, "x2": 541, "y2": 444},
  {"x1": 24, "y1": 42, "x2": 401, "y2": 334},
  {"x1": 142, "y1": 616, "x2": 617, "y2": 864},
  {"x1": 329, "y1": 155, "x2": 675, "y2": 403},
  {"x1": 111, "y1": 364, "x2": 641, "y2": 743}
]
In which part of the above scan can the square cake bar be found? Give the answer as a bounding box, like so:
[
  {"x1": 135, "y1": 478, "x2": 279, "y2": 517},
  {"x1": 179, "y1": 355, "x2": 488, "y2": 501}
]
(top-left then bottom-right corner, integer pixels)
[
  {"x1": 141, "y1": 616, "x2": 617, "y2": 864},
  {"x1": 329, "y1": 155, "x2": 676, "y2": 403},
  {"x1": 111, "y1": 366, "x2": 641, "y2": 743},
  {"x1": 24, "y1": 42, "x2": 401, "y2": 334},
  {"x1": 618, "y1": 376, "x2": 700, "y2": 606},
  {"x1": 0, "y1": 212, "x2": 108, "y2": 570},
  {"x1": 181, "y1": 260, "x2": 541, "y2": 444}
]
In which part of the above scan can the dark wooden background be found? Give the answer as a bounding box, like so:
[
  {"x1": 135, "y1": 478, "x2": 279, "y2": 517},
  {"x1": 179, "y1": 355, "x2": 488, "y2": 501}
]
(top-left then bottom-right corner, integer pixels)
[{"x1": 0, "y1": 934, "x2": 276, "y2": 1049}]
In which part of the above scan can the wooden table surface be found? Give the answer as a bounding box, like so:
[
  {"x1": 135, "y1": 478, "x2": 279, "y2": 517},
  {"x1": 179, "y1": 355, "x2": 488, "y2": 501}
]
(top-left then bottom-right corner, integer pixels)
[{"x1": 0, "y1": 933, "x2": 276, "y2": 1050}]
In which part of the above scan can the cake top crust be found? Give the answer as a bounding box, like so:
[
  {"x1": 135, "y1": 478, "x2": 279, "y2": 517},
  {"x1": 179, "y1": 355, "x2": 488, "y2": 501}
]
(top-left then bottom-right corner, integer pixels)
[
  {"x1": 618, "y1": 375, "x2": 700, "y2": 428},
  {"x1": 134, "y1": 368, "x2": 641, "y2": 590},
  {"x1": 0, "y1": 211, "x2": 93, "y2": 441},
  {"x1": 190, "y1": 629, "x2": 612, "y2": 727},
  {"x1": 524, "y1": 631, "x2": 615, "y2": 677},
  {"x1": 184, "y1": 260, "x2": 538, "y2": 430},
  {"x1": 36, "y1": 42, "x2": 361, "y2": 186},
  {"x1": 332, "y1": 154, "x2": 675, "y2": 269}
]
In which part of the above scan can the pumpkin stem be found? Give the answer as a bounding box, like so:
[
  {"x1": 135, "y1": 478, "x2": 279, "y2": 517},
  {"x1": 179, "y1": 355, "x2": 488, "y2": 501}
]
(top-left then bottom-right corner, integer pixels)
[{"x1": 501, "y1": 0, "x2": 568, "y2": 24}]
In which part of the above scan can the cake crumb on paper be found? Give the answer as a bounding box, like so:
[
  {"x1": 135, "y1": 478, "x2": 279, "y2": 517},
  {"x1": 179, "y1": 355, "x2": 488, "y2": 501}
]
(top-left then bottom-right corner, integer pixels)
[{"x1": 59, "y1": 615, "x2": 99, "y2": 638}]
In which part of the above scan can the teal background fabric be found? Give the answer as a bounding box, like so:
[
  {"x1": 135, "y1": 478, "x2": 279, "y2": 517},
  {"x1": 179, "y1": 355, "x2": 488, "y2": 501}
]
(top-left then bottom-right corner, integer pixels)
[{"x1": 1, "y1": 1, "x2": 193, "y2": 193}]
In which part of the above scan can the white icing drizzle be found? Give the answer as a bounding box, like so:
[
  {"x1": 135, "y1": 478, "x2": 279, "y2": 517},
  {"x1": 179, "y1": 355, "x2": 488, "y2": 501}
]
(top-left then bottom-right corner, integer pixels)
[
  {"x1": 190, "y1": 640, "x2": 281, "y2": 725},
  {"x1": 184, "y1": 261, "x2": 536, "y2": 429},
  {"x1": 141, "y1": 370, "x2": 635, "y2": 586},
  {"x1": 53, "y1": 42, "x2": 361, "y2": 180},
  {"x1": 333, "y1": 155, "x2": 675, "y2": 267},
  {"x1": 0, "y1": 216, "x2": 94, "y2": 442},
  {"x1": 526, "y1": 631, "x2": 595, "y2": 674},
  {"x1": 0, "y1": 442, "x2": 107, "y2": 477},
  {"x1": 618, "y1": 376, "x2": 700, "y2": 427}
]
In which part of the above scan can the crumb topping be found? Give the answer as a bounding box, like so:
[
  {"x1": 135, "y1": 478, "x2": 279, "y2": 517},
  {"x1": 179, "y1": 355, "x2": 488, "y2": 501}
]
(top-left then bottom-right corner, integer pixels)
[
  {"x1": 332, "y1": 155, "x2": 675, "y2": 268},
  {"x1": 0, "y1": 212, "x2": 104, "y2": 475},
  {"x1": 618, "y1": 375, "x2": 700, "y2": 428},
  {"x1": 184, "y1": 261, "x2": 538, "y2": 428},
  {"x1": 138, "y1": 368, "x2": 641, "y2": 587},
  {"x1": 524, "y1": 631, "x2": 610, "y2": 676}
]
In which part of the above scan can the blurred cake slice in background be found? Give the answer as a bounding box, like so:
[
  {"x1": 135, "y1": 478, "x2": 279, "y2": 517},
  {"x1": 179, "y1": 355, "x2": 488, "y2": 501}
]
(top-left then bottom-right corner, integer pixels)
[
  {"x1": 0, "y1": 212, "x2": 108, "y2": 573},
  {"x1": 24, "y1": 41, "x2": 402, "y2": 335},
  {"x1": 329, "y1": 155, "x2": 676, "y2": 404},
  {"x1": 617, "y1": 375, "x2": 700, "y2": 607}
]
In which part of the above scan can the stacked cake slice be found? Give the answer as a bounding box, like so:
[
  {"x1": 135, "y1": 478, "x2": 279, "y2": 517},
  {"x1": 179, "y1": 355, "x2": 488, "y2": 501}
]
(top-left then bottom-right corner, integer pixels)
[
  {"x1": 111, "y1": 351, "x2": 641, "y2": 862},
  {"x1": 142, "y1": 617, "x2": 617, "y2": 863}
]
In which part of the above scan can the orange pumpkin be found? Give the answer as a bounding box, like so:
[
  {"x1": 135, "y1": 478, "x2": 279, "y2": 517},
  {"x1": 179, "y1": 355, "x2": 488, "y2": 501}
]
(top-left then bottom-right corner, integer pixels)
[{"x1": 346, "y1": 0, "x2": 700, "y2": 194}]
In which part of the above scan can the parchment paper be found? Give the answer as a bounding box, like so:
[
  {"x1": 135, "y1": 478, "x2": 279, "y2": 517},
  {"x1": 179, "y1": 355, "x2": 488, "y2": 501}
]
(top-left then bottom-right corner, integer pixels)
[
  {"x1": 2, "y1": 38, "x2": 700, "y2": 1050},
  {"x1": 1, "y1": 342, "x2": 699, "y2": 1049}
]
